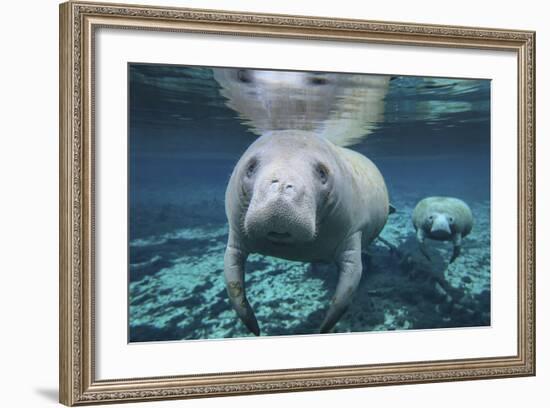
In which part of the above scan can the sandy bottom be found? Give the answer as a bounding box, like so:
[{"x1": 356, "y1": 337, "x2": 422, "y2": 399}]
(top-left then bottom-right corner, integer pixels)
[{"x1": 129, "y1": 189, "x2": 490, "y2": 342}]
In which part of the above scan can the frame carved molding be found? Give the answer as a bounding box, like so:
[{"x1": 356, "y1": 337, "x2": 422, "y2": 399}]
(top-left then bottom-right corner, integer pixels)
[{"x1": 59, "y1": 1, "x2": 535, "y2": 405}]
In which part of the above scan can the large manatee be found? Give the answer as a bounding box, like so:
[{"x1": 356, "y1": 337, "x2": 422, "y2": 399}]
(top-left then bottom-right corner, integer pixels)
[{"x1": 223, "y1": 130, "x2": 389, "y2": 335}]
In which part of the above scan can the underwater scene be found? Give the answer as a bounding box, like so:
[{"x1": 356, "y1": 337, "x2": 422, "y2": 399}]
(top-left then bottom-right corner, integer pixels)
[{"x1": 128, "y1": 64, "x2": 490, "y2": 342}]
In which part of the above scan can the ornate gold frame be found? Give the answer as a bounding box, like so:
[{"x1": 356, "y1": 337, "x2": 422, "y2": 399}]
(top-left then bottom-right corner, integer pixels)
[{"x1": 59, "y1": 1, "x2": 536, "y2": 405}]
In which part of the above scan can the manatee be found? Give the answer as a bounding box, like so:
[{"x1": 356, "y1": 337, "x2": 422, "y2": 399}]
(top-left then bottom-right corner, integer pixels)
[
  {"x1": 223, "y1": 130, "x2": 389, "y2": 335},
  {"x1": 412, "y1": 197, "x2": 473, "y2": 263}
]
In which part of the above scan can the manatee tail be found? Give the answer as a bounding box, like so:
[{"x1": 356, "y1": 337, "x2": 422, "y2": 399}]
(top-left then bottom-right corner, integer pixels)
[{"x1": 224, "y1": 231, "x2": 260, "y2": 336}]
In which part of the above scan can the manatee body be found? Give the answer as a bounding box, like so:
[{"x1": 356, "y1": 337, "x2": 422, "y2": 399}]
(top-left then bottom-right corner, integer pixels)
[
  {"x1": 224, "y1": 130, "x2": 389, "y2": 335},
  {"x1": 412, "y1": 197, "x2": 473, "y2": 263}
]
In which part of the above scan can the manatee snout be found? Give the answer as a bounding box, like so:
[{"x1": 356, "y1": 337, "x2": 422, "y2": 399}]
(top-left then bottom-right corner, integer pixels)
[
  {"x1": 428, "y1": 213, "x2": 453, "y2": 239},
  {"x1": 244, "y1": 171, "x2": 317, "y2": 244}
]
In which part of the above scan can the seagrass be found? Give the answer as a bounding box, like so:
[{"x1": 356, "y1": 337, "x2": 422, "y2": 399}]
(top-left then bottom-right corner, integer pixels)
[{"x1": 59, "y1": 1, "x2": 535, "y2": 405}]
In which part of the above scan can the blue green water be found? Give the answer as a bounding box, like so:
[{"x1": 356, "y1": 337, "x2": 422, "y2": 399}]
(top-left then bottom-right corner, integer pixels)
[{"x1": 128, "y1": 64, "x2": 490, "y2": 342}]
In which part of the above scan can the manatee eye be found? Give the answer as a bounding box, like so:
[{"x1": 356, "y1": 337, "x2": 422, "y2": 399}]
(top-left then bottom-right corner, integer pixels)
[
  {"x1": 316, "y1": 163, "x2": 329, "y2": 184},
  {"x1": 237, "y1": 69, "x2": 253, "y2": 84},
  {"x1": 428, "y1": 215, "x2": 434, "y2": 221},
  {"x1": 245, "y1": 158, "x2": 258, "y2": 178},
  {"x1": 448, "y1": 216, "x2": 454, "y2": 224},
  {"x1": 309, "y1": 75, "x2": 328, "y2": 86}
]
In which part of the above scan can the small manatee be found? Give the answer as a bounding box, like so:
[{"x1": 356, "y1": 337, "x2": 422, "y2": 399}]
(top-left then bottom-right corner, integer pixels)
[{"x1": 412, "y1": 196, "x2": 473, "y2": 263}]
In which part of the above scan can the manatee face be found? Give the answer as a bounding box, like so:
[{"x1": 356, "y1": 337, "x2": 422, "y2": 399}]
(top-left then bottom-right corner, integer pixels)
[
  {"x1": 238, "y1": 133, "x2": 337, "y2": 247},
  {"x1": 423, "y1": 212, "x2": 455, "y2": 240}
]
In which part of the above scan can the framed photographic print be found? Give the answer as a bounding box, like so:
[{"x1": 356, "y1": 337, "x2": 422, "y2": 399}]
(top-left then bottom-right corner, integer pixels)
[{"x1": 59, "y1": 1, "x2": 536, "y2": 405}]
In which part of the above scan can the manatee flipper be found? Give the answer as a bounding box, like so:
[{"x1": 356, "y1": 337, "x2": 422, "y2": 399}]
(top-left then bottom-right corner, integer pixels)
[
  {"x1": 320, "y1": 232, "x2": 363, "y2": 333},
  {"x1": 389, "y1": 204, "x2": 397, "y2": 215},
  {"x1": 223, "y1": 230, "x2": 260, "y2": 336},
  {"x1": 450, "y1": 234, "x2": 462, "y2": 264},
  {"x1": 417, "y1": 229, "x2": 431, "y2": 261}
]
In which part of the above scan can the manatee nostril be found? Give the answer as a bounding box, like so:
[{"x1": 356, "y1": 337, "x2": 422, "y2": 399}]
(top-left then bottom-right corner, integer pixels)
[
  {"x1": 285, "y1": 184, "x2": 294, "y2": 190},
  {"x1": 271, "y1": 179, "x2": 279, "y2": 184}
]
